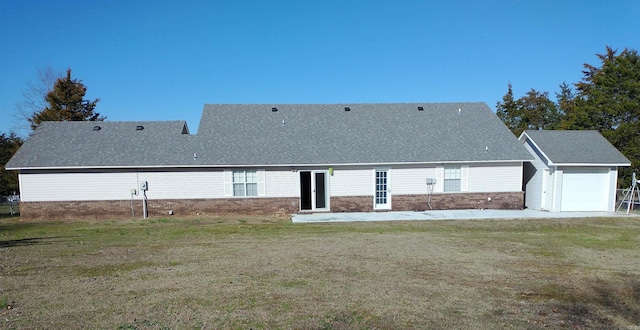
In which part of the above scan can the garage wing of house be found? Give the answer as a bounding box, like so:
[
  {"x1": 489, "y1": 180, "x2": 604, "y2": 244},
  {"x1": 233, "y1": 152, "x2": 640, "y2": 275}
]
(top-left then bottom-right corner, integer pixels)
[{"x1": 519, "y1": 130, "x2": 631, "y2": 212}]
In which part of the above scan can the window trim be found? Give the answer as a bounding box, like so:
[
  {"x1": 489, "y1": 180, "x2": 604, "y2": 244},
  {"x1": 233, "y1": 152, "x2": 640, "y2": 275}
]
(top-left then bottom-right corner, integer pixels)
[
  {"x1": 224, "y1": 169, "x2": 266, "y2": 197},
  {"x1": 233, "y1": 170, "x2": 258, "y2": 197},
  {"x1": 444, "y1": 167, "x2": 461, "y2": 192}
]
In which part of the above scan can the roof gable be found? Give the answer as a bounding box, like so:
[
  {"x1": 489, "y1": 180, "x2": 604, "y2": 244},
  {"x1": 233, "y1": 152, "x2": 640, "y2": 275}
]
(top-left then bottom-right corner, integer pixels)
[{"x1": 519, "y1": 130, "x2": 630, "y2": 166}]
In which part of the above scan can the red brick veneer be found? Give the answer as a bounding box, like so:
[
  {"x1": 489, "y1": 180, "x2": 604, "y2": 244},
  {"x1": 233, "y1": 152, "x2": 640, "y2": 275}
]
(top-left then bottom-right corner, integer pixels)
[
  {"x1": 19, "y1": 198, "x2": 299, "y2": 220},
  {"x1": 18, "y1": 192, "x2": 523, "y2": 220},
  {"x1": 330, "y1": 192, "x2": 523, "y2": 212}
]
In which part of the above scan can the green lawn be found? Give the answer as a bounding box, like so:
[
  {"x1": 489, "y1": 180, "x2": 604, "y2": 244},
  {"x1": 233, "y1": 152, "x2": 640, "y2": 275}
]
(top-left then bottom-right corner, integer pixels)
[{"x1": 1, "y1": 216, "x2": 638, "y2": 329}]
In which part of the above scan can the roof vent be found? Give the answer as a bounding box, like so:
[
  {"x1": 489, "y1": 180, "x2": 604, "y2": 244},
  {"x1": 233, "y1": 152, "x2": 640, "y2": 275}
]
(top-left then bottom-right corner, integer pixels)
[
  {"x1": 271, "y1": 107, "x2": 278, "y2": 112},
  {"x1": 344, "y1": 107, "x2": 350, "y2": 111},
  {"x1": 136, "y1": 125, "x2": 144, "y2": 131},
  {"x1": 417, "y1": 106, "x2": 424, "y2": 111},
  {"x1": 92, "y1": 125, "x2": 101, "y2": 131}
]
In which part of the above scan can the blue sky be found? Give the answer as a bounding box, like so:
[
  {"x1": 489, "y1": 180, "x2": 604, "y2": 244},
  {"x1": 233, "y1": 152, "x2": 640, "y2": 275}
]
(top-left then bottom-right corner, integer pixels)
[{"x1": 1, "y1": 0, "x2": 638, "y2": 136}]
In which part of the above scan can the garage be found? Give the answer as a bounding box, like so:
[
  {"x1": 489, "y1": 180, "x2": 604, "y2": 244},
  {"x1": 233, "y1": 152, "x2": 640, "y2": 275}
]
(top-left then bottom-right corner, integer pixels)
[
  {"x1": 519, "y1": 130, "x2": 630, "y2": 212},
  {"x1": 560, "y1": 168, "x2": 610, "y2": 211}
]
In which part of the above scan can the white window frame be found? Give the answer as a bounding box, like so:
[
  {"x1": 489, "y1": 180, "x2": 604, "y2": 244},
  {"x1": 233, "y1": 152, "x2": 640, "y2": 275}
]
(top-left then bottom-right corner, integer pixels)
[
  {"x1": 444, "y1": 167, "x2": 461, "y2": 192},
  {"x1": 224, "y1": 169, "x2": 266, "y2": 197},
  {"x1": 233, "y1": 170, "x2": 258, "y2": 196}
]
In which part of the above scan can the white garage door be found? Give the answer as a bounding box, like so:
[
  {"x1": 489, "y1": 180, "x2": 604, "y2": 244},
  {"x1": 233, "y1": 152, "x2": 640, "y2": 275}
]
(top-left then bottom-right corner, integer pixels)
[{"x1": 561, "y1": 168, "x2": 609, "y2": 211}]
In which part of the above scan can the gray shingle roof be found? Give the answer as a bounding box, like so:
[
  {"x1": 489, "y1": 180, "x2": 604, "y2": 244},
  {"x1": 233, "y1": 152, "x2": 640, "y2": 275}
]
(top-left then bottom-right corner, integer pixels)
[
  {"x1": 521, "y1": 130, "x2": 630, "y2": 165},
  {"x1": 6, "y1": 102, "x2": 533, "y2": 169},
  {"x1": 5, "y1": 121, "x2": 193, "y2": 169},
  {"x1": 196, "y1": 103, "x2": 532, "y2": 165}
]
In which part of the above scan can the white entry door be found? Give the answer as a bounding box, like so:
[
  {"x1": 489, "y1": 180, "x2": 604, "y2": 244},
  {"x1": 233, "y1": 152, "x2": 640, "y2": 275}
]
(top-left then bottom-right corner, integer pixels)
[{"x1": 374, "y1": 169, "x2": 391, "y2": 210}]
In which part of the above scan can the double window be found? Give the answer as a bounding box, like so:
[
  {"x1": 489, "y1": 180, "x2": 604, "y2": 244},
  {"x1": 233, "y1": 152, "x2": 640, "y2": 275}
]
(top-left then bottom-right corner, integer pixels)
[
  {"x1": 233, "y1": 170, "x2": 258, "y2": 196},
  {"x1": 444, "y1": 167, "x2": 461, "y2": 192}
]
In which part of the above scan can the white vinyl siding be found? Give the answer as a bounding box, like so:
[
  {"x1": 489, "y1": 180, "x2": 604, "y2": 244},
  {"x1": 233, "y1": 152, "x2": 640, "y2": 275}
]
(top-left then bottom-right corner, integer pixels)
[
  {"x1": 467, "y1": 164, "x2": 523, "y2": 192},
  {"x1": 391, "y1": 167, "x2": 438, "y2": 194},
  {"x1": 552, "y1": 169, "x2": 563, "y2": 212},
  {"x1": 330, "y1": 168, "x2": 371, "y2": 196},
  {"x1": 264, "y1": 171, "x2": 298, "y2": 197},
  {"x1": 607, "y1": 168, "x2": 618, "y2": 212},
  {"x1": 19, "y1": 170, "x2": 225, "y2": 202},
  {"x1": 522, "y1": 141, "x2": 547, "y2": 210},
  {"x1": 138, "y1": 171, "x2": 224, "y2": 200}
]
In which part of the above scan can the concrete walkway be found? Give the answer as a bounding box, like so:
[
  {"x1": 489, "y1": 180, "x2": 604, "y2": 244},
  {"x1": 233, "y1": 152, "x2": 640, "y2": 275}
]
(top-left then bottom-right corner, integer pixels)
[{"x1": 292, "y1": 209, "x2": 639, "y2": 223}]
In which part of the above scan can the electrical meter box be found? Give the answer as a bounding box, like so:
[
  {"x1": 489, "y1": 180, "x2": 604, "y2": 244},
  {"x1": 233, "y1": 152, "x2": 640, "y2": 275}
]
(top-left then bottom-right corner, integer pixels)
[
  {"x1": 140, "y1": 181, "x2": 148, "y2": 191},
  {"x1": 426, "y1": 178, "x2": 436, "y2": 185}
]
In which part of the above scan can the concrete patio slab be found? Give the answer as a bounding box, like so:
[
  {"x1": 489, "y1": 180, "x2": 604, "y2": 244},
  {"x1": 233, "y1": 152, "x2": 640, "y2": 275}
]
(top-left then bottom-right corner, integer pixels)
[{"x1": 292, "y1": 209, "x2": 639, "y2": 223}]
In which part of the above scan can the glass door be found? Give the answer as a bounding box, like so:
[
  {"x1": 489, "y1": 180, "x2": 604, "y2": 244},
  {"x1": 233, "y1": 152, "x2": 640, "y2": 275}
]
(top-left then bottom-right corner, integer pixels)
[
  {"x1": 300, "y1": 171, "x2": 329, "y2": 211},
  {"x1": 374, "y1": 169, "x2": 391, "y2": 209}
]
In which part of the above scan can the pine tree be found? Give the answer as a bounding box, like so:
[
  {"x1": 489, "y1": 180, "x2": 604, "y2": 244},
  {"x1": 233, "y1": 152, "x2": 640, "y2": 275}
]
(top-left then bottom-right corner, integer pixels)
[
  {"x1": 562, "y1": 46, "x2": 640, "y2": 183},
  {"x1": 28, "y1": 69, "x2": 103, "y2": 130},
  {"x1": 496, "y1": 83, "x2": 521, "y2": 134},
  {"x1": 496, "y1": 83, "x2": 561, "y2": 136}
]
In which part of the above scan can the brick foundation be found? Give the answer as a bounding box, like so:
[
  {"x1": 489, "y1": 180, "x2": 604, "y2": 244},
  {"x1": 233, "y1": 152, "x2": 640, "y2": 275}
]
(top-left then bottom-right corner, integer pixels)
[
  {"x1": 391, "y1": 192, "x2": 524, "y2": 211},
  {"x1": 19, "y1": 198, "x2": 299, "y2": 221},
  {"x1": 330, "y1": 196, "x2": 373, "y2": 212},
  {"x1": 330, "y1": 192, "x2": 523, "y2": 212},
  {"x1": 19, "y1": 192, "x2": 523, "y2": 220}
]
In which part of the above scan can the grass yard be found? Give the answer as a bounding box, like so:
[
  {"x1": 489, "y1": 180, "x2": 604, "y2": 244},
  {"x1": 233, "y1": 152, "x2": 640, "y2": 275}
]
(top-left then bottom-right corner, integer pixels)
[{"x1": 0, "y1": 215, "x2": 639, "y2": 329}]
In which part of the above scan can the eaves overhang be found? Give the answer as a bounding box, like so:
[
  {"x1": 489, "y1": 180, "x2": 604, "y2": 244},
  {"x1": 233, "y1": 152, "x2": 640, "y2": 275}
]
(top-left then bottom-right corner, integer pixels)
[{"x1": 7, "y1": 159, "x2": 532, "y2": 171}]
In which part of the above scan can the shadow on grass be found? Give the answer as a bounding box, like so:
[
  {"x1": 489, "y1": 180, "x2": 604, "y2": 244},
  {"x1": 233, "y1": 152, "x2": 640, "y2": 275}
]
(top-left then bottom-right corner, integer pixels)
[
  {"x1": 0, "y1": 236, "x2": 79, "y2": 249},
  {"x1": 0, "y1": 237, "x2": 49, "y2": 248},
  {"x1": 532, "y1": 275, "x2": 640, "y2": 327}
]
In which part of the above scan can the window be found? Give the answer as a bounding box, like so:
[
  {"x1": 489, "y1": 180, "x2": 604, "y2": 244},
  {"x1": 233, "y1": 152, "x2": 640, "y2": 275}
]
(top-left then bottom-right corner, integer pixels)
[
  {"x1": 233, "y1": 170, "x2": 258, "y2": 196},
  {"x1": 444, "y1": 167, "x2": 461, "y2": 192}
]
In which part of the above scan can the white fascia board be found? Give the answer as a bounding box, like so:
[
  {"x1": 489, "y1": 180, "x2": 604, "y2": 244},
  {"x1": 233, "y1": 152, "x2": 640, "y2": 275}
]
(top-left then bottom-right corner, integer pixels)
[
  {"x1": 520, "y1": 132, "x2": 553, "y2": 165},
  {"x1": 8, "y1": 159, "x2": 531, "y2": 171},
  {"x1": 552, "y1": 163, "x2": 631, "y2": 167}
]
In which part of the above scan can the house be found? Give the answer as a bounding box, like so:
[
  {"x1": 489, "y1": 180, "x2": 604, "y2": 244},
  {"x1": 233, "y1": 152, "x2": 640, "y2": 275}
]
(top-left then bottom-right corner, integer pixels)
[
  {"x1": 519, "y1": 130, "x2": 630, "y2": 212},
  {"x1": 6, "y1": 102, "x2": 534, "y2": 220}
]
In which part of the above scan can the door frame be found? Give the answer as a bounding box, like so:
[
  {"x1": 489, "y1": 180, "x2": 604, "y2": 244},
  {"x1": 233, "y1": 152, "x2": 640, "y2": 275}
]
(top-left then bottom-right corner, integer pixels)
[
  {"x1": 373, "y1": 168, "x2": 391, "y2": 210},
  {"x1": 299, "y1": 170, "x2": 330, "y2": 212}
]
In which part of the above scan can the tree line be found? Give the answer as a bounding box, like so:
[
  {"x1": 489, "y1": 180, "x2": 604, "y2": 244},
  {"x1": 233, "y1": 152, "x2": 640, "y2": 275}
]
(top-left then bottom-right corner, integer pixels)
[{"x1": 497, "y1": 46, "x2": 640, "y2": 185}]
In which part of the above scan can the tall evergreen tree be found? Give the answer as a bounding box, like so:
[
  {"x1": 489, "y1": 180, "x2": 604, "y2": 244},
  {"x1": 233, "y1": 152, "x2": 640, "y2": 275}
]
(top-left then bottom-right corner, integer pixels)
[
  {"x1": 555, "y1": 81, "x2": 575, "y2": 119},
  {"x1": 28, "y1": 69, "x2": 103, "y2": 130},
  {"x1": 562, "y1": 46, "x2": 640, "y2": 182},
  {"x1": 496, "y1": 83, "x2": 561, "y2": 136},
  {"x1": 496, "y1": 82, "x2": 520, "y2": 133}
]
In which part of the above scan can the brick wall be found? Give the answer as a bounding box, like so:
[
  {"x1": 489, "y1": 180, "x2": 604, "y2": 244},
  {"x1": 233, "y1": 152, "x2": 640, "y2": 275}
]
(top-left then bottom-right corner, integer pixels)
[
  {"x1": 19, "y1": 197, "x2": 299, "y2": 221},
  {"x1": 331, "y1": 192, "x2": 523, "y2": 213},
  {"x1": 392, "y1": 192, "x2": 524, "y2": 211},
  {"x1": 330, "y1": 196, "x2": 373, "y2": 212},
  {"x1": 19, "y1": 192, "x2": 523, "y2": 220}
]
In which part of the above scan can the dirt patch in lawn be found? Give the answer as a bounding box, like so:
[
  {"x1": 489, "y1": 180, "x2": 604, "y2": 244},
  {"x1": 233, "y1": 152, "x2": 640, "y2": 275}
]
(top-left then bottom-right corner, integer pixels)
[{"x1": 0, "y1": 217, "x2": 638, "y2": 328}]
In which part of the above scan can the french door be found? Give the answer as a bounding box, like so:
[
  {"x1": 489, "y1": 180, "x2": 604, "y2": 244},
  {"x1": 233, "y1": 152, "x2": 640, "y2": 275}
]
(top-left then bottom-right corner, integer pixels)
[
  {"x1": 374, "y1": 169, "x2": 391, "y2": 210},
  {"x1": 300, "y1": 171, "x2": 329, "y2": 211}
]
